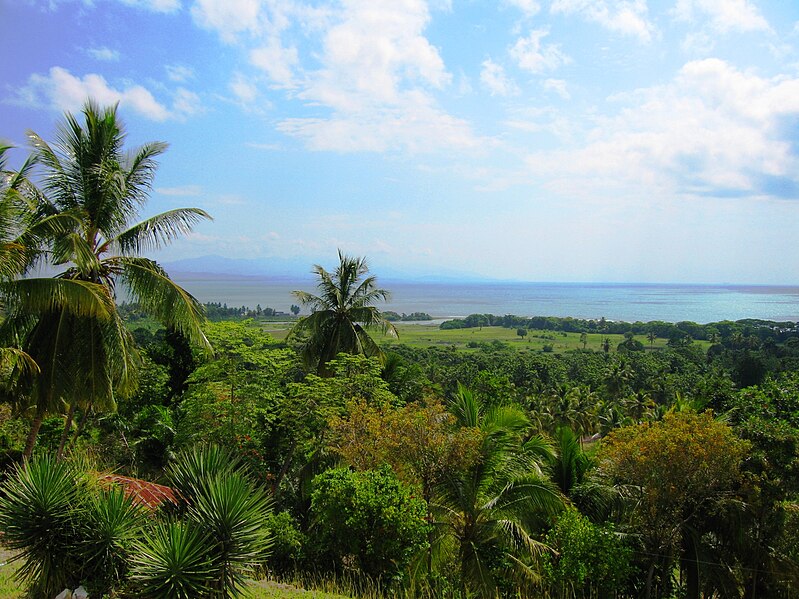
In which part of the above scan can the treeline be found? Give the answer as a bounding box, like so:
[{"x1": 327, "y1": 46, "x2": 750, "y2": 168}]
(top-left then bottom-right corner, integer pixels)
[
  {"x1": 383, "y1": 311, "x2": 433, "y2": 321},
  {"x1": 118, "y1": 300, "x2": 296, "y2": 322},
  {"x1": 441, "y1": 313, "x2": 799, "y2": 342}
]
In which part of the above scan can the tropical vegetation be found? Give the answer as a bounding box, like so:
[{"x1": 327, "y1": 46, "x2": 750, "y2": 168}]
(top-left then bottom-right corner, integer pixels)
[{"x1": 0, "y1": 102, "x2": 798, "y2": 598}]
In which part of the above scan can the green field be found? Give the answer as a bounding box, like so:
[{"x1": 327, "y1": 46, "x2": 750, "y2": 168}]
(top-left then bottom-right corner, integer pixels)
[{"x1": 260, "y1": 322, "x2": 709, "y2": 354}]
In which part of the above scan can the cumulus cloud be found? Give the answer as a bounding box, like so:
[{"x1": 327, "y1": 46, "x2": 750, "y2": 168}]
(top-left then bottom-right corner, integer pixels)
[
  {"x1": 550, "y1": 0, "x2": 654, "y2": 42},
  {"x1": 503, "y1": 0, "x2": 540, "y2": 16},
  {"x1": 190, "y1": 0, "x2": 262, "y2": 42},
  {"x1": 275, "y1": 0, "x2": 484, "y2": 153},
  {"x1": 249, "y1": 40, "x2": 299, "y2": 88},
  {"x1": 510, "y1": 29, "x2": 571, "y2": 73},
  {"x1": 13, "y1": 67, "x2": 201, "y2": 121},
  {"x1": 480, "y1": 59, "x2": 518, "y2": 96},
  {"x1": 673, "y1": 0, "x2": 770, "y2": 33},
  {"x1": 86, "y1": 46, "x2": 120, "y2": 61},
  {"x1": 526, "y1": 59, "x2": 799, "y2": 200}
]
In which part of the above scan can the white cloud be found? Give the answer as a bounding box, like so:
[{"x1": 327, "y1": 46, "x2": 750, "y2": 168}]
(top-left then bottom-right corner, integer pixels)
[
  {"x1": 543, "y1": 78, "x2": 570, "y2": 99},
  {"x1": 190, "y1": 0, "x2": 262, "y2": 42},
  {"x1": 13, "y1": 67, "x2": 201, "y2": 121},
  {"x1": 171, "y1": 88, "x2": 203, "y2": 118},
  {"x1": 249, "y1": 40, "x2": 299, "y2": 88},
  {"x1": 503, "y1": 0, "x2": 540, "y2": 16},
  {"x1": 550, "y1": 0, "x2": 654, "y2": 42},
  {"x1": 165, "y1": 64, "x2": 195, "y2": 82},
  {"x1": 278, "y1": 99, "x2": 481, "y2": 153},
  {"x1": 119, "y1": 0, "x2": 181, "y2": 12},
  {"x1": 86, "y1": 46, "x2": 120, "y2": 61},
  {"x1": 229, "y1": 73, "x2": 259, "y2": 104},
  {"x1": 510, "y1": 29, "x2": 571, "y2": 73},
  {"x1": 480, "y1": 59, "x2": 518, "y2": 96},
  {"x1": 673, "y1": 0, "x2": 770, "y2": 33},
  {"x1": 156, "y1": 185, "x2": 203, "y2": 196},
  {"x1": 526, "y1": 59, "x2": 799, "y2": 199},
  {"x1": 276, "y1": 0, "x2": 484, "y2": 153}
]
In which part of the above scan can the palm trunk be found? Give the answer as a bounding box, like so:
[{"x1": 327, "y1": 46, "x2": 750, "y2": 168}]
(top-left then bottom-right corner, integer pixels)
[
  {"x1": 23, "y1": 406, "x2": 46, "y2": 460},
  {"x1": 57, "y1": 403, "x2": 76, "y2": 460},
  {"x1": 69, "y1": 401, "x2": 92, "y2": 449},
  {"x1": 645, "y1": 561, "x2": 656, "y2": 599}
]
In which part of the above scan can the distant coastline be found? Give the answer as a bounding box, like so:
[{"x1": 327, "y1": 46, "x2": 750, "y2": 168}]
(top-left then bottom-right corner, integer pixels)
[{"x1": 167, "y1": 273, "x2": 799, "y2": 324}]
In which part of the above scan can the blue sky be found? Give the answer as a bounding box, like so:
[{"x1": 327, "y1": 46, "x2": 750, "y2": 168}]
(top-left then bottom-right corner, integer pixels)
[{"x1": 2, "y1": 0, "x2": 799, "y2": 284}]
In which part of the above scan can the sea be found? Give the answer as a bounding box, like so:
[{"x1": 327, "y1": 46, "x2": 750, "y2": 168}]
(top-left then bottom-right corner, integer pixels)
[{"x1": 169, "y1": 274, "x2": 799, "y2": 324}]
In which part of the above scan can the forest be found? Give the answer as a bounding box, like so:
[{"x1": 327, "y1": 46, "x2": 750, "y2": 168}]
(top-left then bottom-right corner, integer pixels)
[{"x1": 0, "y1": 102, "x2": 798, "y2": 599}]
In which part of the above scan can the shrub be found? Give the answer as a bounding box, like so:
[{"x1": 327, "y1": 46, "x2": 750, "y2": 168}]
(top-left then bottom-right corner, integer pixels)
[
  {"x1": 310, "y1": 466, "x2": 429, "y2": 583},
  {"x1": 542, "y1": 508, "x2": 632, "y2": 597},
  {"x1": 265, "y1": 511, "x2": 306, "y2": 574}
]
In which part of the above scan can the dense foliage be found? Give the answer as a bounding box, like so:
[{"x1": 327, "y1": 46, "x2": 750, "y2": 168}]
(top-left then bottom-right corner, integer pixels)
[{"x1": 1, "y1": 104, "x2": 798, "y2": 599}]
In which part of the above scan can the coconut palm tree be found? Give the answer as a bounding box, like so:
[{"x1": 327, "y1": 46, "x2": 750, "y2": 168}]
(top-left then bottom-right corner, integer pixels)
[
  {"x1": 2, "y1": 101, "x2": 211, "y2": 458},
  {"x1": 290, "y1": 250, "x2": 397, "y2": 376},
  {"x1": 0, "y1": 145, "x2": 114, "y2": 388},
  {"x1": 435, "y1": 385, "x2": 563, "y2": 596}
]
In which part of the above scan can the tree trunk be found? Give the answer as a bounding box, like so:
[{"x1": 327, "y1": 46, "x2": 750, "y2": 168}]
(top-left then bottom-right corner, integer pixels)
[
  {"x1": 645, "y1": 561, "x2": 656, "y2": 599},
  {"x1": 682, "y1": 533, "x2": 700, "y2": 599},
  {"x1": 57, "y1": 403, "x2": 76, "y2": 460},
  {"x1": 69, "y1": 404, "x2": 91, "y2": 450},
  {"x1": 23, "y1": 406, "x2": 46, "y2": 460}
]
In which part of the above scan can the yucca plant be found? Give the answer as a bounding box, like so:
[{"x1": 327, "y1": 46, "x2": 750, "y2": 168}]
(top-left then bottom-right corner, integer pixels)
[
  {"x1": 131, "y1": 520, "x2": 215, "y2": 599},
  {"x1": 165, "y1": 445, "x2": 273, "y2": 598},
  {"x1": 189, "y1": 473, "x2": 273, "y2": 597},
  {"x1": 78, "y1": 485, "x2": 146, "y2": 596},
  {"x1": 0, "y1": 455, "x2": 86, "y2": 596},
  {"x1": 166, "y1": 444, "x2": 242, "y2": 505}
]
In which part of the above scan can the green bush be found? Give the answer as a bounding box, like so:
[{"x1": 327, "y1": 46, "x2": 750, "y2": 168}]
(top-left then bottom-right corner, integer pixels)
[
  {"x1": 310, "y1": 466, "x2": 429, "y2": 583},
  {"x1": 265, "y1": 511, "x2": 306, "y2": 574},
  {"x1": 542, "y1": 508, "x2": 632, "y2": 598}
]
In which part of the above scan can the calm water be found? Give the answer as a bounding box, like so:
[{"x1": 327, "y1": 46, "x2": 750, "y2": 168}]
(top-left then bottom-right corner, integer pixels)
[{"x1": 169, "y1": 275, "x2": 799, "y2": 324}]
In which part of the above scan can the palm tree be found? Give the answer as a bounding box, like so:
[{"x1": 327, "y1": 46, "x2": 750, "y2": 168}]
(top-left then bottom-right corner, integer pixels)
[
  {"x1": 647, "y1": 331, "x2": 657, "y2": 347},
  {"x1": 0, "y1": 145, "x2": 114, "y2": 388},
  {"x1": 435, "y1": 385, "x2": 563, "y2": 596},
  {"x1": 290, "y1": 250, "x2": 397, "y2": 375},
  {"x1": 2, "y1": 101, "x2": 211, "y2": 458}
]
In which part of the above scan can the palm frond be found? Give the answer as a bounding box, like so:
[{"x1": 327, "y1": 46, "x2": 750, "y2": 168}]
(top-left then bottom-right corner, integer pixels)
[
  {"x1": 114, "y1": 256, "x2": 211, "y2": 353},
  {"x1": 110, "y1": 207, "x2": 211, "y2": 255},
  {"x1": 0, "y1": 347, "x2": 39, "y2": 376},
  {"x1": 1, "y1": 278, "x2": 113, "y2": 319}
]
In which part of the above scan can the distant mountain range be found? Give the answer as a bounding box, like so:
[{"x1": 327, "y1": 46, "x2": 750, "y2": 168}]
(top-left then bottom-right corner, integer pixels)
[{"x1": 162, "y1": 255, "x2": 497, "y2": 283}]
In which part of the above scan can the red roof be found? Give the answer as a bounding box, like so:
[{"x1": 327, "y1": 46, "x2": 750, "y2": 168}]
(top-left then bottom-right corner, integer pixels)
[{"x1": 98, "y1": 474, "x2": 178, "y2": 510}]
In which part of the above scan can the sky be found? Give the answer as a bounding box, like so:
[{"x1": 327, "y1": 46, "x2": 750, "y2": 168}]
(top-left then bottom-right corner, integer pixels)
[{"x1": 2, "y1": 0, "x2": 799, "y2": 284}]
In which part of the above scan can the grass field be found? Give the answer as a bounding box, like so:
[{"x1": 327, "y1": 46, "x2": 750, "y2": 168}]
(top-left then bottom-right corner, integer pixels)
[
  {"x1": 0, "y1": 558, "x2": 353, "y2": 599},
  {"x1": 260, "y1": 322, "x2": 709, "y2": 354}
]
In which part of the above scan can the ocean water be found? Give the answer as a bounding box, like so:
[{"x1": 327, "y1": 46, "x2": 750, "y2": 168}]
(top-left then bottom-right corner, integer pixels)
[{"x1": 169, "y1": 275, "x2": 799, "y2": 324}]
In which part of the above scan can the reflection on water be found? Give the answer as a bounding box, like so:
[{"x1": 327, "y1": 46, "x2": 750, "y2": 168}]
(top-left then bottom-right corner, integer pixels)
[{"x1": 168, "y1": 276, "x2": 799, "y2": 324}]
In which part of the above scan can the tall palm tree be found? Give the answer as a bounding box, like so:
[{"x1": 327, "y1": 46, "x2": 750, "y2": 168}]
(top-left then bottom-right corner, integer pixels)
[
  {"x1": 435, "y1": 385, "x2": 563, "y2": 596},
  {"x1": 290, "y1": 250, "x2": 397, "y2": 376},
  {"x1": 2, "y1": 101, "x2": 212, "y2": 458},
  {"x1": 0, "y1": 145, "x2": 114, "y2": 385}
]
